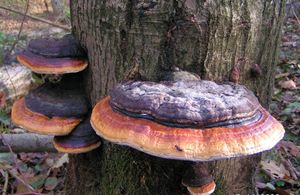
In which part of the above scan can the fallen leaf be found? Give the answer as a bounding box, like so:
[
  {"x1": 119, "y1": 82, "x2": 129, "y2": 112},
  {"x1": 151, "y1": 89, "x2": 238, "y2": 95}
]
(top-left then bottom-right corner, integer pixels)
[
  {"x1": 51, "y1": 154, "x2": 69, "y2": 169},
  {"x1": 279, "y1": 80, "x2": 297, "y2": 89},
  {"x1": 30, "y1": 175, "x2": 46, "y2": 190},
  {"x1": 266, "y1": 182, "x2": 276, "y2": 190},
  {"x1": 293, "y1": 116, "x2": 300, "y2": 124},
  {"x1": 0, "y1": 153, "x2": 16, "y2": 165},
  {"x1": 275, "y1": 72, "x2": 290, "y2": 79},
  {"x1": 275, "y1": 180, "x2": 285, "y2": 187},
  {"x1": 278, "y1": 141, "x2": 300, "y2": 157},
  {"x1": 0, "y1": 91, "x2": 6, "y2": 108},
  {"x1": 280, "y1": 102, "x2": 300, "y2": 116},
  {"x1": 261, "y1": 160, "x2": 290, "y2": 180},
  {"x1": 0, "y1": 109, "x2": 10, "y2": 126},
  {"x1": 256, "y1": 181, "x2": 267, "y2": 189},
  {"x1": 45, "y1": 177, "x2": 58, "y2": 191}
]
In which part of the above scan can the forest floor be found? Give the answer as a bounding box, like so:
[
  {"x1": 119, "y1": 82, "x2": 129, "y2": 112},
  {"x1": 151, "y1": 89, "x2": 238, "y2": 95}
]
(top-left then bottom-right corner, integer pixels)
[{"x1": 0, "y1": 1, "x2": 300, "y2": 194}]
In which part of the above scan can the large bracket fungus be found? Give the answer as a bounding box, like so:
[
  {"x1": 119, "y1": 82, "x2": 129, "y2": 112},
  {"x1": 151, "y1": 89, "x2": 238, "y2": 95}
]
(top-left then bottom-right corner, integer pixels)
[{"x1": 91, "y1": 80, "x2": 285, "y2": 194}]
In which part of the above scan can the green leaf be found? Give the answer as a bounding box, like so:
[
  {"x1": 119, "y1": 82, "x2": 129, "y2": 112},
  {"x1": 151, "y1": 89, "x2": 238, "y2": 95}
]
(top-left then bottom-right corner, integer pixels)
[
  {"x1": 0, "y1": 32, "x2": 5, "y2": 44},
  {"x1": 34, "y1": 164, "x2": 42, "y2": 173},
  {"x1": 30, "y1": 176, "x2": 46, "y2": 190},
  {"x1": 0, "y1": 109, "x2": 10, "y2": 126},
  {"x1": 275, "y1": 180, "x2": 285, "y2": 187},
  {"x1": 44, "y1": 177, "x2": 58, "y2": 191},
  {"x1": 280, "y1": 102, "x2": 300, "y2": 116},
  {"x1": 0, "y1": 153, "x2": 15, "y2": 164}
]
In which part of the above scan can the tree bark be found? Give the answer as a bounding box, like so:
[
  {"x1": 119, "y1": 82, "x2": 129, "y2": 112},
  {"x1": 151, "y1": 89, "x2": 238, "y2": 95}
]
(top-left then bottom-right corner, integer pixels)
[{"x1": 66, "y1": 0, "x2": 285, "y2": 194}]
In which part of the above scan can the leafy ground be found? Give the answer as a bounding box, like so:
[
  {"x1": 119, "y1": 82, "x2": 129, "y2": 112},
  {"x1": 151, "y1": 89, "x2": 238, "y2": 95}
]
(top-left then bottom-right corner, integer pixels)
[
  {"x1": 255, "y1": 2, "x2": 300, "y2": 194},
  {"x1": 0, "y1": 1, "x2": 300, "y2": 194}
]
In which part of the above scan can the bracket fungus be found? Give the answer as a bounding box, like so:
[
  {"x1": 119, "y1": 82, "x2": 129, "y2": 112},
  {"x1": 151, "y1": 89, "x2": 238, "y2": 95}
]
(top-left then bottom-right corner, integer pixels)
[
  {"x1": 91, "y1": 80, "x2": 285, "y2": 194},
  {"x1": 25, "y1": 82, "x2": 90, "y2": 118},
  {"x1": 182, "y1": 163, "x2": 216, "y2": 195},
  {"x1": 53, "y1": 117, "x2": 101, "y2": 153},
  {"x1": 11, "y1": 34, "x2": 100, "y2": 153},
  {"x1": 11, "y1": 97, "x2": 81, "y2": 135},
  {"x1": 11, "y1": 76, "x2": 90, "y2": 135},
  {"x1": 17, "y1": 34, "x2": 88, "y2": 74}
]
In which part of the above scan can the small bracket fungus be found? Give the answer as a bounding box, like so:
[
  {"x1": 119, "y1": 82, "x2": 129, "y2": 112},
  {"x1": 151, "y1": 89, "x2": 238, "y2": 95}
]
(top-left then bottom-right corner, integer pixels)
[
  {"x1": 53, "y1": 117, "x2": 101, "y2": 153},
  {"x1": 91, "y1": 80, "x2": 285, "y2": 194},
  {"x1": 186, "y1": 181, "x2": 216, "y2": 195},
  {"x1": 25, "y1": 82, "x2": 90, "y2": 118},
  {"x1": 12, "y1": 98, "x2": 81, "y2": 135},
  {"x1": 17, "y1": 34, "x2": 88, "y2": 74},
  {"x1": 182, "y1": 163, "x2": 215, "y2": 195}
]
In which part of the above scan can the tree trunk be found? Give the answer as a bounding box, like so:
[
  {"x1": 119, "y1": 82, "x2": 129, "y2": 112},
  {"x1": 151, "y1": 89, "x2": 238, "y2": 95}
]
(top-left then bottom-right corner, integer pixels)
[{"x1": 66, "y1": 1, "x2": 285, "y2": 194}]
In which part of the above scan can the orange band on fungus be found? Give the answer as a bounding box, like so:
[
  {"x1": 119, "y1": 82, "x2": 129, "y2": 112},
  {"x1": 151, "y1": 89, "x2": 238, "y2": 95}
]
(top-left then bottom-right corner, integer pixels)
[
  {"x1": 12, "y1": 98, "x2": 81, "y2": 135},
  {"x1": 17, "y1": 50, "x2": 88, "y2": 74}
]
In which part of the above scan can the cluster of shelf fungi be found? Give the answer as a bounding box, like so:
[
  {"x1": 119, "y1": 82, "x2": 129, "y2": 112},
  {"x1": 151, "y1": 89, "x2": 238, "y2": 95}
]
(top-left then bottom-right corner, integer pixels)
[{"x1": 11, "y1": 34, "x2": 285, "y2": 194}]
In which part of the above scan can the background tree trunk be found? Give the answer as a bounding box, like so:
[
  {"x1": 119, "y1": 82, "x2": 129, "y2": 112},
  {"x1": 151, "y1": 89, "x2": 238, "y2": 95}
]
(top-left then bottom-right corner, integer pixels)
[{"x1": 66, "y1": 1, "x2": 285, "y2": 194}]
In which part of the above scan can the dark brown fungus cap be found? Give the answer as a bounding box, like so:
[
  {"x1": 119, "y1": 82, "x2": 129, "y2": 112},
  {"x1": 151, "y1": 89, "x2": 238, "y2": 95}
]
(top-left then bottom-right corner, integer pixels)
[
  {"x1": 12, "y1": 98, "x2": 81, "y2": 135},
  {"x1": 17, "y1": 50, "x2": 88, "y2": 74},
  {"x1": 25, "y1": 82, "x2": 90, "y2": 118},
  {"x1": 28, "y1": 34, "x2": 86, "y2": 58},
  {"x1": 53, "y1": 117, "x2": 101, "y2": 153},
  {"x1": 110, "y1": 80, "x2": 260, "y2": 127},
  {"x1": 182, "y1": 163, "x2": 213, "y2": 187}
]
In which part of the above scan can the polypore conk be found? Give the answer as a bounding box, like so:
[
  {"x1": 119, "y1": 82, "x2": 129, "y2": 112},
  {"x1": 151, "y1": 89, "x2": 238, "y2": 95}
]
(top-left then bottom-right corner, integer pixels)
[
  {"x1": 17, "y1": 34, "x2": 88, "y2": 74},
  {"x1": 91, "y1": 80, "x2": 285, "y2": 161},
  {"x1": 53, "y1": 117, "x2": 101, "y2": 153},
  {"x1": 91, "y1": 80, "x2": 285, "y2": 195},
  {"x1": 182, "y1": 163, "x2": 216, "y2": 195}
]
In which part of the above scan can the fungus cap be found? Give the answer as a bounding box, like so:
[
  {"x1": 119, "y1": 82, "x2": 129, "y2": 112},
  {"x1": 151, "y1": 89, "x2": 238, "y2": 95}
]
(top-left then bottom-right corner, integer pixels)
[
  {"x1": 110, "y1": 80, "x2": 261, "y2": 127},
  {"x1": 28, "y1": 34, "x2": 86, "y2": 58},
  {"x1": 91, "y1": 80, "x2": 285, "y2": 161},
  {"x1": 12, "y1": 98, "x2": 81, "y2": 135},
  {"x1": 53, "y1": 118, "x2": 101, "y2": 153},
  {"x1": 17, "y1": 50, "x2": 88, "y2": 74},
  {"x1": 25, "y1": 82, "x2": 90, "y2": 118}
]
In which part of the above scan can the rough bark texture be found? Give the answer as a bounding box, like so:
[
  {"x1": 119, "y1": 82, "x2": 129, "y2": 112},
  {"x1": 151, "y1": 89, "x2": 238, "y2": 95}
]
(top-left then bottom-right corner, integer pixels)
[{"x1": 66, "y1": 0, "x2": 285, "y2": 194}]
